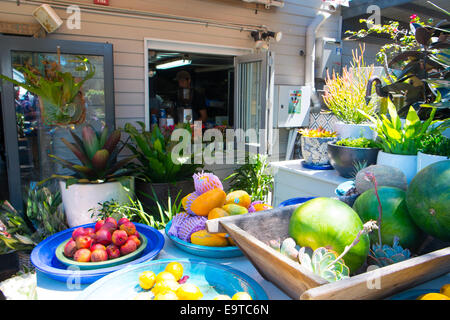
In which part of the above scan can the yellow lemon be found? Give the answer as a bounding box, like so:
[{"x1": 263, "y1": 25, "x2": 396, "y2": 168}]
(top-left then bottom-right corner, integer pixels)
[
  {"x1": 417, "y1": 293, "x2": 450, "y2": 300},
  {"x1": 138, "y1": 271, "x2": 156, "y2": 290},
  {"x1": 155, "y1": 271, "x2": 177, "y2": 283},
  {"x1": 213, "y1": 294, "x2": 232, "y2": 300},
  {"x1": 440, "y1": 284, "x2": 450, "y2": 297},
  {"x1": 176, "y1": 283, "x2": 203, "y2": 300},
  {"x1": 151, "y1": 279, "x2": 180, "y2": 296},
  {"x1": 154, "y1": 290, "x2": 179, "y2": 300},
  {"x1": 232, "y1": 292, "x2": 253, "y2": 300},
  {"x1": 165, "y1": 262, "x2": 184, "y2": 281}
]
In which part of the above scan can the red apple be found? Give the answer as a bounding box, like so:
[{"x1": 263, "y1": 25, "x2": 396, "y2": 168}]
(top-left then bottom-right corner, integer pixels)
[
  {"x1": 75, "y1": 235, "x2": 93, "y2": 249},
  {"x1": 101, "y1": 218, "x2": 117, "y2": 233},
  {"x1": 71, "y1": 227, "x2": 87, "y2": 241},
  {"x1": 120, "y1": 239, "x2": 137, "y2": 255},
  {"x1": 106, "y1": 244, "x2": 121, "y2": 259},
  {"x1": 111, "y1": 230, "x2": 128, "y2": 247},
  {"x1": 119, "y1": 222, "x2": 136, "y2": 236},
  {"x1": 90, "y1": 243, "x2": 106, "y2": 252},
  {"x1": 90, "y1": 249, "x2": 108, "y2": 262},
  {"x1": 128, "y1": 235, "x2": 141, "y2": 248},
  {"x1": 94, "y1": 228, "x2": 112, "y2": 245},
  {"x1": 85, "y1": 228, "x2": 95, "y2": 237},
  {"x1": 64, "y1": 239, "x2": 77, "y2": 258},
  {"x1": 74, "y1": 248, "x2": 91, "y2": 262},
  {"x1": 94, "y1": 219, "x2": 105, "y2": 232},
  {"x1": 118, "y1": 217, "x2": 129, "y2": 227}
]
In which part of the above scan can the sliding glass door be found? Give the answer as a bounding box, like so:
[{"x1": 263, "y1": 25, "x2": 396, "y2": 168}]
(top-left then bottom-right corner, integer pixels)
[{"x1": 0, "y1": 36, "x2": 114, "y2": 211}]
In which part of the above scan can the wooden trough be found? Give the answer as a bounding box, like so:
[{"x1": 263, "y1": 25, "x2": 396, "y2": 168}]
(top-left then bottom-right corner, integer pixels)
[{"x1": 206, "y1": 205, "x2": 450, "y2": 300}]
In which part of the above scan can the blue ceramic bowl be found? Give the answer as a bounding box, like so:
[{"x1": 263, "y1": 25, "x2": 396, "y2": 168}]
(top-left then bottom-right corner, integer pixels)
[
  {"x1": 30, "y1": 222, "x2": 165, "y2": 284},
  {"x1": 165, "y1": 221, "x2": 243, "y2": 258},
  {"x1": 278, "y1": 197, "x2": 315, "y2": 208},
  {"x1": 77, "y1": 258, "x2": 268, "y2": 300}
]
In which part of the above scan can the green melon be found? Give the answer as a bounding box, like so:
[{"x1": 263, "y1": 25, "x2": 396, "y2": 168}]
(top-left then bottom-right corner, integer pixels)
[
  {"x1": 406, "y1": 160, "x2": 450, "y2": 242},
  {"x1": 289, "y1": 197, "x2": 369, "y2": 273},
  {"x1": 353, "y1": 186, "x2": 425, "y2": 250}
]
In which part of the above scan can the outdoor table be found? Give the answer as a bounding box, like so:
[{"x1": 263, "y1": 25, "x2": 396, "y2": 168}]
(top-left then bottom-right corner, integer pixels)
[{"x1": 24, "y1": 231, "x2": 449, "y2": 300}]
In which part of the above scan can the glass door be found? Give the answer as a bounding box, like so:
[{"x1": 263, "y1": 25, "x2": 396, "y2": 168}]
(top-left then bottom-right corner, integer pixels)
[
  {"x1": 0, "y1": 36, "x2": 114, "y2": 211},
  {"x1": 234, "y1": 51, "x2": 274, "y2": 155}
]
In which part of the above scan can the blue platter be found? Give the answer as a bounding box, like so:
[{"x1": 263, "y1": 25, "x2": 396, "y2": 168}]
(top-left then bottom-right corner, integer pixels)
[
  {"x1": 30, "y1": 222, "x2": 165, "y2": 284},
  {"x1": 302, "y1": 161, "x2": 334, "y2": 170},
  {"x1": 165, "y1": 221, "x2": 243, "y2": 259},
  {"x1": 77, "y1": 258, "x2": 268, "y2": 300}
]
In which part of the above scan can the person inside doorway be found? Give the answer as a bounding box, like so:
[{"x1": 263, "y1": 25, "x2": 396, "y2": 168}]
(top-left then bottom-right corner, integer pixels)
[{"x1": 175, "y1": 70, "x2": 207, "y2": 123}]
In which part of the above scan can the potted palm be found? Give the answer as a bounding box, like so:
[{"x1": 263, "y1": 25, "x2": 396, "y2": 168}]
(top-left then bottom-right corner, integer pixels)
[
  {"x1": 123, "y1": 122, "x2": 202, "y2": 210},
  {"x1": 42, "y1": 124, "x2": 137, "y2": 227},
  {"x1": 298, "y1": 127, "x2": 337, "y2": 167},
  {"x1": 360, "y1": 99, "x2": 436, "y2": 183},
  {"x1": 327, "y1": 137, "x2": 380, "y2": 178},
  {"x1": 323, "y1": 45, "x2": 378, "y2": 139},
  {"x1": 417, "y1": 132, "x2": 450, "y2": 172}
]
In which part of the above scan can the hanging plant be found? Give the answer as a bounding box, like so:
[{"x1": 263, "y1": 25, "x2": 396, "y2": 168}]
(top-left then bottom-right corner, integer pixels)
[{"x1": 0, "y1": 52, "x2": 95, "y2": 127}]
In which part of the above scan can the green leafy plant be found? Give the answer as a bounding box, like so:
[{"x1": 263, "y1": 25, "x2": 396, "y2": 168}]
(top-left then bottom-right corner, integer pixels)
[
  {"x1": 298, "y1": 126, "x2": 337, "y2": 138},
  {"x1": 360, "y1": 99, "x2": 437, "y2": 155},
  {"x1": 124, "y1": 122, "x2": 202, "y2": 183},
  {"x1": 335, "y1": 137, "x2": 379, "y2": 148},
  {"x1": 323, "y1": 45, "x2": 377, "y2": 124},
  {"x1": 24, "y1": 184, "x2": 68, "y2": 240},
  {"x1": 225, "y1": 153, "x2": 273, "y2": 202},
  {"x1": 0, "y1": 56, "x2": 94, "y2": 126},
  {"x1": 419, "y1": 133, "x2": 450, "y2": 156},
  {"x1": 41, "y1": 124, "x2": 137, "y2": 187}
]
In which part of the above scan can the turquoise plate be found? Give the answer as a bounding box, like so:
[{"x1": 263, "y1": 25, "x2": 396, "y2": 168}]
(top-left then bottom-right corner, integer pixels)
[
  {"x1": 77, "y1": 258, "x2": 268, "y2": 300},
  {"x1": 165, "y1": 221, "x2": 243, "y2": 258}
]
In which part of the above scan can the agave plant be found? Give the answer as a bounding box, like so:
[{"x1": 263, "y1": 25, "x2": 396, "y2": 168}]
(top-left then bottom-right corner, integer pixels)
[
  {"x1": 369, "y1": 236, "x2": 411, "y2": 267},
  {"x1": 0, "y1": 55, "x2": 95, "y2": 126},
  {"x1": 298, "y1": 247, "x2": 350, "y2": 282},
  {"x1": 43, "y1": 124, "x2": 137, "y2": 187}
]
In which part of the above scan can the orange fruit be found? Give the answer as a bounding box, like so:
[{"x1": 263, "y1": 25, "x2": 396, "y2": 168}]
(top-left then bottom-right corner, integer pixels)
[{"x1": 208, "y1": 207, "x2": 230, "y2": 220}]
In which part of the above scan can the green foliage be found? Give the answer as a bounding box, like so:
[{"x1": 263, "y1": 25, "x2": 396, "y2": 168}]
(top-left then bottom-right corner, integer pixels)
[
  {"x1": 0, "y1": 57, "x2": 95, "y2": 126},
  {"x1": 335, "y1": 137, "x2": 379, "y2": 148},
  {"x1": 419, "y1": 133, "x2": 450, "y2": 157},
  {"x1": 225, "y1": 153, "x2": 273, "y2": 203},
  {"x1": 25, "y1": 184, "x2": 68, "y2": 240},
  {"x1": 124, "y1": 122, "x2": 202, "y2": 183},
  {"x1": 323, "y1": 45, "x2": 377, "y2": 124},
  {"x1": 360, "y1": 99, "x2": 437, "y2": 154},
  {"x1": 42, "y1": 124, "x2": 137, "y2": 187}
]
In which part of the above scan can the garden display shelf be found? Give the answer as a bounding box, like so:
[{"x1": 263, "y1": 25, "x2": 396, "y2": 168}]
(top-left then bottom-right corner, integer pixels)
[{"x1": 206, "y1": 205, "x2": 450, "y2": 300}]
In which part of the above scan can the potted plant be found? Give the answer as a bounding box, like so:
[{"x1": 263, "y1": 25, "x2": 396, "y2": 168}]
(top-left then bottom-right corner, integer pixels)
[
  {"x1": 360, "y1": 99, "x2": 437, "y2": 183},
  {"x1": 41, "y1": 124, "x2": 137, "y2": 227},
  {"x1": 0, "y1": 55, "x2": 94, "y2": 127},
  {"x1": 298, "y1": 127, "x2": 337, "y2": 166},
  {"x1": 417, "y1": 132, "x2": 450, "y2": 172},
  {"x1": 323, "y1": 45, "x2": 377, "y2": 139},
  {"x1": 327, "y1": 137, "x2": 380, "y2": 178},
  {"x1": 123, "y1": 122, "x2": 202, "y2": 210}
]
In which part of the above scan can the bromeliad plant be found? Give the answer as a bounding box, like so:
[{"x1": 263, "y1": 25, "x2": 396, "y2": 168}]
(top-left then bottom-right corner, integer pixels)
[
  {"x1": 43, "y1": 124, "x2": 137, "y2": 187},
  {"x1": 0, "y1": 55, "x2": 95, "y2": 126},
  {"x1": 124, "y1": 121, "x2": 202, "y2": 184}
]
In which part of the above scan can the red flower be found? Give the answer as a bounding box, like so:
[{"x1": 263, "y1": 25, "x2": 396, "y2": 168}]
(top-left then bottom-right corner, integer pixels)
[{"x1": 410, "y1": 14, "x2": 418, "y2": 22}]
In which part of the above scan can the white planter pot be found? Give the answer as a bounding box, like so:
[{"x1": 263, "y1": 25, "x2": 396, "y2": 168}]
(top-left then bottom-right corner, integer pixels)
[
  {"x1": 417, "y1": 151, "x2": 449, "y2": 173},
  {"x1": 333, "y1": 122, "x2": 377, "y2": 140},
  {"x1": 59, "y1": 178, "x2": 135, "y2": 228},
  {"x1": 377, "y1": 151, "x2": 417, "y2": 184}
]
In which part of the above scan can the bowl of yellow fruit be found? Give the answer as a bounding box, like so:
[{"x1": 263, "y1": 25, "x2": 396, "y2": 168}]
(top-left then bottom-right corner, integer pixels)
[
  {"x1": 390, "y1": 283, "x2": 450, "y2": 300},
  {"x1": 77, "y1": 258, "x2": 268, "y2": 300}
]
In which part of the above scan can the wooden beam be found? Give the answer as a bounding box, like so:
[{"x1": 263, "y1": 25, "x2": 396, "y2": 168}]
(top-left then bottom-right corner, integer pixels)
[
  {"x1": 0, "y1": 21, "x2": 45, "y2": 38},
  {"x1": 342, "y1": 0, "x2": 414, "y2": 19}
]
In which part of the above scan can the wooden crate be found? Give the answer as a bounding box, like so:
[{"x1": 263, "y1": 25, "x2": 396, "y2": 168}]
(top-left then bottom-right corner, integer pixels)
[{"x1": 206, "y1": 205, "x2": 450, "y2": 300}]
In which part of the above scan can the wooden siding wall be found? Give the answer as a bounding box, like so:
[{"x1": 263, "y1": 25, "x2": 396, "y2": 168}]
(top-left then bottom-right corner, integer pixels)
[{"x1": 0, "y1": 0, "x2": 341, "y2": 160}]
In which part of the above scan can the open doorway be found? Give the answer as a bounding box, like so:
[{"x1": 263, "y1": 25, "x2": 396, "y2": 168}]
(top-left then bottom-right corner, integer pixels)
[{"x1": 148, "y1": 51, "x2": 235, "y2": 128}]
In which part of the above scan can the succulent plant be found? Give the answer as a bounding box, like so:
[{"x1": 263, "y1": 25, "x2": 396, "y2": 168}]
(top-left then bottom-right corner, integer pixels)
[
  {"x1": 369, "y1": 236, "x2": 411, "y2": 267},
  {"x1": 298, "y1": 247, "x2": 350, "y2": 282},
  {"x1": 43, "y1": 124, "x2": 136, "y2": 186}
]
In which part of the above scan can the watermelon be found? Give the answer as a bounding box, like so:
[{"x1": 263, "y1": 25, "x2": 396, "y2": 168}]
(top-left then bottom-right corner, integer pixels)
[
  {"x1": 353, "y1": 186, "x2": 425, "y2": 251},
  {"x1": 406, "y1": 160, "x2": 450, "y2": 242},
  {"x1": 289, "y1": 197, "x2": 369, "y2": 273}
]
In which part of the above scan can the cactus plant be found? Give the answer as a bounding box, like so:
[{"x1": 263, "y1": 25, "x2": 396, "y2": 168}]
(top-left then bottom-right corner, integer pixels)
[{"x1": 42, "y1": 124, "x2": 136, "y2": 186}]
